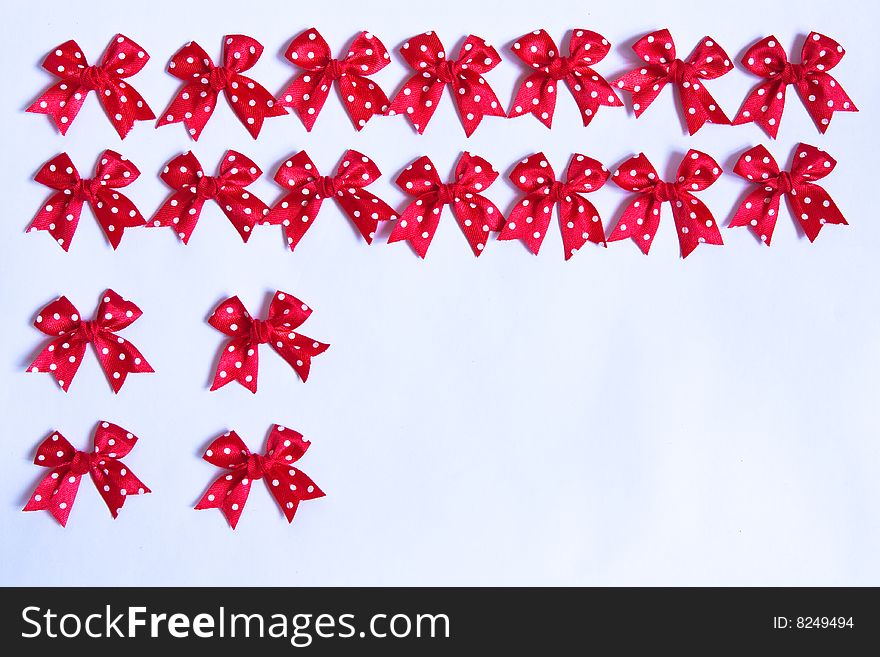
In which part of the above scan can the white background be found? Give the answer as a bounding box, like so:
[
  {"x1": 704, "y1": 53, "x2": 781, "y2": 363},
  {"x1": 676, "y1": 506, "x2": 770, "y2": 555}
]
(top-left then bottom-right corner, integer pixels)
[{"x1": 1, "y1": 0, "x2": 877, "y2": 586}]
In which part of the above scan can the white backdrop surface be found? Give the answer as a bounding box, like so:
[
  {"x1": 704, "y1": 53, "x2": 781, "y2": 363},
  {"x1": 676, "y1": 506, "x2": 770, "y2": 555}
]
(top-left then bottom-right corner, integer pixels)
[{"x1": 0, "y1": 0, "x2": 877, "y2": 586}]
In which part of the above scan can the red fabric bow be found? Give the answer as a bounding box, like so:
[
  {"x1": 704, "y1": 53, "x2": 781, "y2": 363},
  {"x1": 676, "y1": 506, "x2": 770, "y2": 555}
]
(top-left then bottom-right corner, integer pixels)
[
  {"x1": 615, "y1": 29, "x2": 732, "y2": 134},
  {"x1": 387, "y1": 153, "x2": 503, "y2": 258},
  {"x1": 157, "y1": 35, "x2": 285, "y2": 140},
  {"x1": 28, "y1": 290, "x2": 153, "y2": 392},
  {"x1": 27, "y1": 151, "x2": 145, "y2": 251},
  {"x1": 24, "y1": 422, "x2": 149, "y2": 527},
  {"x1": 508, "y1": 29, "x2": 622, "y2": 128},
  {"x1": 733, "y1": 33, "x2": 857, "y2": 138},
  {"x1": 196, "y1": 425, "x2": 324, "y2": 529},
  {"x1": 498, "y1": 152, "x2": 608, "y2": 259},
  {"x1": 209, "y1": 291, "x2": 329, "y2": 393},
  {"x1": 607, "y1": 150, "x2": 724, "y2": 258},
  {"x1": 729, "y1": 143, "x2": 847, "y2": 244},
  {"x1": 27, "y1": 34, "x2": 154, "y2": 138},
  {"x1": 150, "y1": 150, "x2": 269, "y2": 244},
  {"x1": 277, "y1": 28, "x2": 391, "y2": 131},
  {"x1": 388, "y1": 32, "x2": 505, "y2": 136},
  {"x1": 266, "y1": 150, "x2": 397, "y2": 250}
]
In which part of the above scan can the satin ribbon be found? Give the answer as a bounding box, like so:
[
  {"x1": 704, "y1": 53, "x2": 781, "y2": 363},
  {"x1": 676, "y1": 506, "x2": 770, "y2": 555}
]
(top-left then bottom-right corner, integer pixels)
[
  {"x1": 607, "y1": 150, "x2": 724, "y2": 258},
  {"x1": 266, "y1": 150, "x2": 397, "y2": 250},
  {"x1": 387, "y1": 152, "x2": 503, "y2": 257},
  {"x1": 209, "y1": 291, "x2": 329, "y2": 393},
  {"x1": 387, "y1": 32, "x2": 505, "y2": 136},
  {"x1": 498, "y1": 152, "x2": 608, "y2": 259},
  {"x1": 27, "y1": 34, "x2": 155, "y2": 138},
  {"x1": 729, "y1": 143, "x2": 847, "y2": 244},
  {"x1": 157, "y1": 35, "x2": 285, "y2": 140},
  {"x1": 24, "y1": 422, "x2": 149, "y2": 527},
  {"x1": 277, "y1": 28, "x2": 391, "y2": 131},
  {"x1": 150, "y1": 150, "x2": 269, "y2": 244},
  {"x1": 196, "y1": 425, "x2": 324, "y2": 529},
  {"x1": 508, "y1": 29, "x2": 622, "y2": 128},
  {"x1": 28, "y1": 290, "x2": 153, "y2": 392},
  {"x1": 615, "y1": 29, "x2": 732, "y2": 134},
  {"x1": 27, "y1": 150, "x2": 145, "y2": 251},
  {"x1": 733, "y1": 32, "x2": 857, "y2": 138}
]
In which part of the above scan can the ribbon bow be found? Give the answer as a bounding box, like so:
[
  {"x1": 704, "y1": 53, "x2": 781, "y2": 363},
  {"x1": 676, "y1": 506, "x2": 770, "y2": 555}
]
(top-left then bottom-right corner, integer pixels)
[
  {"x1": 387, "y1": 32, "x2": 505, "y2": 136},
  {"x1": 508, "y1": 29, "x2": 622, "y2": 128},
  {"x1": 157, "y1": 35, "x2": 285, "y2": 140},
  {"x1": 28, "y1": 290, "x2": 153, "y2": 392},
  {"x1": 196, "y1": 425, "x2": 324, "y2": 529},
  {"x1": 729, "y1": 143, "x2": 847, "y2": 244},
  {"x1": 266, "y1": 150, "x2": 396, "y2": 251},
  {"x1": 150, "y1": 150, "x2": 269, "y2": 244},
  {"x1": 209, "y1": 291, "x2": 329, "y2": 393},
  {"x1": 277, "y1": 28, "x2": 391, "y2": 131},
  {"x1": 615, "y1": 29, "x2": 732, "y2": 135},
  {"x1": 498, "y1": 152, "x2": 608, "y2": 259},
  {"x1": 27, "y1": 151, "x2": 145, "y2": 251},
  {"x1": 733, "y1": 33, "x2": 857, "y2": 138},
  {"x1": 607, "y1": 150, "x2": 724, "y2": 258},
  {"x1": 387, "y1": 153, "x2": 503, "y2": 258},
  {"x1": 27, "y1": 34, "x2": 155, "y2": 138},
  {"x1": 24, "y1": 422, "x2": 149, "y2": 527}
]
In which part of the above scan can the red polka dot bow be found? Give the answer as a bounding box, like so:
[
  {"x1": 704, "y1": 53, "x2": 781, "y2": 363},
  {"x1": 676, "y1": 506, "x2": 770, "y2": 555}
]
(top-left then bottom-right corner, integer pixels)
[
  {"x1": 277, "y1": 29, "x2": 391, "y2": 131},
  {"x1": 615, "y1": 29, "x2": 732, "y2": 135},
  {"x1": 733, "y1": 33, "x2": 857, "y2": 138},
  {"x1": 388, "y1": 32, "x2": 505, "y2": 136},
  {"x1": 24, "y1": 422, "x2": 149, "y2": 527},
  {"x1": 28, "y1": 151, "x2": 145, "y2": 251},
  {"x1": 608, "y1": 150, "x2": 723, "y2": 258},
  {"x1": 266, "y1": 150, "x2": 397, "y2": 251},
  {"x1": 27, "y1": 34, "x2": 155, "y2": 138},
  {"x1": 196, "y1": 425, "x2": 324, "y2": 529},
  {"x1": 209, "y1": 291, "x2": 329, "y2": 393},
  {"x1": 499, "y1": 152, "x2": 609, "y2": 259},
  {"x1": 150, "y1": 150, "x2": 269, "y2": 244},
  {"x1": 28, "y1": 290, "x2": 153, "y2": 393},
  {"x1": 387, "y1": 152, "x2": 503, "y2": 258},
  {"x1": 508, "y1": 29, "x2": 622, "y2": 128},
  {"x1": 158, "y1": 35, "x2": 285, "y2": 140},
  {"x1": 729, "y1": 143, "x2": 847, "y2": 244}
]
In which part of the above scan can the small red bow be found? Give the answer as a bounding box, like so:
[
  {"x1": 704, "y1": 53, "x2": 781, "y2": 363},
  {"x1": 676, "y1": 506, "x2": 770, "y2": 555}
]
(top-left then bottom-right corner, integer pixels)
[
  {"x1": 27, "y1": 34, "x2": 155, "y2": 138},
  {"x1": 157, "y1": 35, "x2": 285, "y2": 140},
  {"x1": 277, "y1": 28, "x2": 391, "y2": 131},
  {"x1": 24, "y1": 422, "x2": 149, "y2": 527},
  {"x1": 209, "y1": 291, "x2": 329, "y2": 393},
  {"x1": 387, "y1": 152, "x2": 503, "y2": 258},
  {"x1": 28, "y1": 151, "x2": 145, "y2": 251},
  {"x1": 388, "y1": 32, "x2": 505, "y2": 136},
  {"x1": 733, "y1": 33, "x2": 857, "y2": 138},
  {"x1": 615, "y1": 29, "x2": 732, "y2": 134},
  {"x1": 729, "y1": 143, "x2": 847, "y2": 244},
  {"x1": 28, "y1": 290, "x2": 153, "y2": 392},
  {"x1": 498, "y1": 152, "x2": 608, "y2": 259},
  {"x1": 150, "y1": 150, "x2": 269, "y2": 244},
  {"x1": 196, "y1": 425, "x2": 324, "y2": 529},
  {"x1": 266, "y1": 150, "x2": 397, "y2": 250},
  {"x1": 608, "y1": 150, "x2": 724, "y2": 258},
  {"x1": 508, "y1": 29, "x2": 622, "y2": 128}
]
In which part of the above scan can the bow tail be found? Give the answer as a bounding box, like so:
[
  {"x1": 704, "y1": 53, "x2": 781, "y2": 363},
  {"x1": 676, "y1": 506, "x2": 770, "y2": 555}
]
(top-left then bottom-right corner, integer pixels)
[
  {"x1": 92, "y1": 333, "x2": 153, "y2": 394},
  {"x1": 733, "y1": 79, "x2": 786, "y2": 138},
  {"x1": 568, "y1": 73, "x2": 623, "y2": 127},
  {"x1": 788, "y1": 185, "x2": 847, "y2": 242},
  {"x1": 388, "y1": 76, "x2": 445, "y2": 134},
  {"x1": 91, "y1": 459, "x2": 150, "y2": 519},
  {"x1": 27, "y1": 82, "x2": 89, "y2": 136},
  {"x1": 150, "y1": 192, "x2": 204, "y2": 244},
  {"x1": 266, "y1": 464, "x2": 325, "y2": 523},
  {"x1": 615, "y1": 69, "x2": 667, "y2": 118},
  {"x1": 93, "y1": 190, "x2": 146, "y2": 249},
  {"x1": 267, "y1": 195, "x2": 323, "y2": 251},
  {"x1": 671, "y1": 192, "x2": 723, "y2": 258},
  {"x1": 195, "y1": 468, "x2": 251, "y2": 529},
  {"x1": 211, "y1": 337, "x2": 260, "y2": 393},
  {"x1": 452, "y1": 196, "x2": 502, "y2": 256},
  {"x1": 452, "y1": 75, "x2": 506, "y2": 137},
  {"x1": 607, "y1": 195, "x2": 662, "y2": 255},
  {"x1": 228, "y1": 74, "x2": 285, "y2": 138},
  {"x1": 387, "y1": 196, "x2": 444, "y2": 258},
  {"x1": 679, "y1": 84, "x2": 730, "y2": 135},
  {"x1": 157, "y1": 83, "x2": 217, "y2": 141},
  {"x1": 336, "y1": 190, "x2": 396, "y2": 243},
  {"x1": 509, "y1": 73, "x2": 555, "y2": 128},
  {"x1": 24, "y1": 467, "x2": 82, "y2": 527},
  {"x1": 216, "y1": 188, "x2": 263, "y2": 243},
  {"x1": 339, "y1": 74, "x2": 390, "y2": 130},
  {"x1": 100, "y1": 80, "x2": 155, "y2": 139},
  {"x1": 272, "y1": 332, "x2": 329, "y2": 383},
  {"x1": 729, "y1": 188, "x2": 781, "y2": 245},
  {"x1": 558, "y1": 195, "x2": 606, "y2": 260},
  {"x1": 278, "y1": 72, "x2": 331, "y2": 132},
  {"x1": 28, "y1": 193, "x2": 83, "y2": 251},
  {"x1": 797, "y1": 75, "x2": 858, "y2": 133},
  {"x1": 28, "y1": 336, "x2": 88, "y2": 392},
  {"x1": 498, "y1": 193, "x2": 554, "y2": 255}
]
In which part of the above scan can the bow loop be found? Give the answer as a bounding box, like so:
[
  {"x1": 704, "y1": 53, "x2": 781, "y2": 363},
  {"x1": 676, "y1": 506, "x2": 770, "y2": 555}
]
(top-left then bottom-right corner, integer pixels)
[
  {"x1": 166, "y1": 41, "x2": 213, "y2": 80},
  {"x1": 565, "y1": 154, "x2": 609, "y2": 192},
  {"x1": 456, "y1": 35, "x2": 502, "y2": 74},
  {"x1": 335, "y1": 149, "x2": 381, "y2": 188},
  {"x1": 632, "y1": 29, "x2": 677, "y2": 65},
  {"x1": 344, "y1": 31, "x2": 392, "y2": 75},
  {"x1": 33, "y1": 432, "x2": 78, "y2": 468},
  {"x1": 790, "y1": 142, "x2": 837, "y2": 182},
  {"x1": 222, "y1": 34, "x2": 264, "y2": 73},
  {"x1": 34, "y1": 153, "x2": 80, "y2": 191},
  {"x1": 92, "y1": 150, "x2": 140, "y2": 189},
  {"x1": 455, "y1": 152, "x2": 499, "y2": 190},
  {"x1": 101, "y1": 34, "x2": 151, "y2": 78},
  {"x1": 398, "y1": 31, "x2": 445, "y2": 70},
  {"x1": 209, "y1": 296, "x2": 252, "y2": 338},
  {"x1": 511, "y1": 29, "x2": 560, "y2": 69},
  {"x1": 801, "y1": 32, "x2": 846, "y2": 72},
  {"x1": 160, "y1": 152, "x2": 203, "y2": 189},
  {"x1": 217, "y1": 150, "x2": 262, "y2": 187},
  {"x1": 510, "y1": 153, "x2": 555, "y2": 193},
  {"x1": 685, "y1": 37, "x2": 733, "y2": 79},
  {"x1": 741, "y1": 36, "x2": 788, "y2": 77},
  {"x1": 266, "y1": 291, "x2": 312, "y2": 330},
  {"x1": 265, "y1": 425, "x2": 310, "y2": 466},
  {"x1": 95, "y1": 289, "x2": 143, "y2": 333},
  {"x1": 397, "y1": 156, "x2": 443, "y2": 194},
  {"x1": 33, "y1": 296, "x2": 82, "y2": 336},
  {"x1": 676, "y1": 150, "x2": 723, "y2": 192},
  {"x1": 93, "y1": 421, "x2": 138, "y2": 459},
  {"x1": 613, "y1": 154, "x2": 659, "y2": 192},
  {"x1": 569, "y1": 29, "x2": 613, "y2": 65},
  {"x1": 283, "y1": 29, "x2": 333, "y2": 71},
  {"x1": 733, "y1": 145, "x2": 782, "y2": 182},
  {"x1": 273, "y1": 151, "x2": 318, "y2": 190},
  {"x1": 203, "y1": 431, "x2": 251, "y2": 469}
]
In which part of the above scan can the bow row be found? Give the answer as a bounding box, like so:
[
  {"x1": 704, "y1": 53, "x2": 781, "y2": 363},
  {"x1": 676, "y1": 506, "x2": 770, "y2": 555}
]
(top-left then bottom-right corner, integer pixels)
[
  {"x1": 25, "y1": 423, "x2": 323, "y2": 529},
  {"x1": 28, "y1": 30, "x2": 856, "y2": 138},
  {"x1": 29, "y1": 147, "x2": 848, "y2": 258}
]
